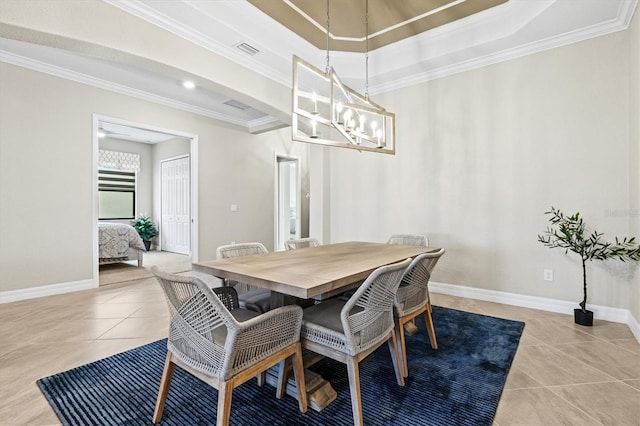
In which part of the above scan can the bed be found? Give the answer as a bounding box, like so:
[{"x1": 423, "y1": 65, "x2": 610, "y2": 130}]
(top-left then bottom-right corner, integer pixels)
[{"x1": 98, "y1": 222, "x2": 146, "y2": 267}]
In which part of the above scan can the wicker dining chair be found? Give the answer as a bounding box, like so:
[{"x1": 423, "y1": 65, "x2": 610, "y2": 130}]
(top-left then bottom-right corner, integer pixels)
[
  {"x1": 151, "y1": 267, "x2": 307, "y2": 426},
  {"x1": 386, "y1": 234, "x2": 429, "y2": 334},
  {"x1": 293, "y1": 258, "x2": 412, "y2": 426},
  {"x1": 284, "y1": 237, "x2": 320, "y2": 250},
  {"x1": 386, "y1": 234, "x2": 429, "y2": 247},
  {"x1": 216, "y1": 242, "x2": 272, "y2": 313},
  {"x1": 393, "y1": 249, "x2": 445, "y2": 377}
]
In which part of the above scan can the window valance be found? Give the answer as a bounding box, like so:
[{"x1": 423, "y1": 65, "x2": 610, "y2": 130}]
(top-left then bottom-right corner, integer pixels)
[{"x1": 98, "y1": 149, "x2": 140, "y2": 172}]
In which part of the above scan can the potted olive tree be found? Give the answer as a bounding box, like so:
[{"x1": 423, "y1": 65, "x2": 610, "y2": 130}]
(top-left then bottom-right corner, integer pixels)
[
  {"x1": 538, "y1": 207, "x2": 640, "y2": 326},
  {"x1": 132, "y1": 215, "x2": 158, "y2": 251}
]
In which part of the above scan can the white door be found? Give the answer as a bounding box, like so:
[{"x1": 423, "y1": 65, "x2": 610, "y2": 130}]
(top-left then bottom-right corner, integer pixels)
[
  {"x1": 275, "y1": 156, "x2": 300, "y2": 251},
  {"x1": 161, "y1": 156, "x2": 190, "y2": 254}
]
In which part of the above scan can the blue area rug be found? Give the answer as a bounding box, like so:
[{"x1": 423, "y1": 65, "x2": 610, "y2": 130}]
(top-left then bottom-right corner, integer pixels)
[{"x1": 37, "y1": 307, "x2": 524, "y2": 425}]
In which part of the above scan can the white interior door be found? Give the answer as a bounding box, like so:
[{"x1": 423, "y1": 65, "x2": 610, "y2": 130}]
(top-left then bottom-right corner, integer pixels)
[
  {"x1": 161, "y1": 156, "x2": 190, "y2": 254},
  {"x1": 275, "y1": 156, "x2": 300, "y2": 251}
]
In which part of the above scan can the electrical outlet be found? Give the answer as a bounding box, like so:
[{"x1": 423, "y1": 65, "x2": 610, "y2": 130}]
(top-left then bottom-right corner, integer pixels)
[{"x1": 543, "y1": 269, "x2": 553, "y2": 281}]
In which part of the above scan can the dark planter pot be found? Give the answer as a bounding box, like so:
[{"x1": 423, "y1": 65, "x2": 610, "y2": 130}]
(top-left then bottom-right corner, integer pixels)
[
  {"x1": 574, "y1": 308, "x2": 593, "y2": 326},
  {"x1": 143, "y1": 240, "x2": 152, "y2": 251}
]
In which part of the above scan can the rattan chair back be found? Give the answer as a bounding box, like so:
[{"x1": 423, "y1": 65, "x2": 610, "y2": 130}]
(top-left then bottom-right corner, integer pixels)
[
  {"x1": 284, "y1": 237, "x2": 320, "y2": 250},
  {"x1": 386, "y1": 234, "x2": 429, "y2": 247},
  {"x1": 394, "y1": 248, "x2": 445, "y2": 317},
  {"x1": 215, "y1": 242, "x2": 268, "y2": 295}
]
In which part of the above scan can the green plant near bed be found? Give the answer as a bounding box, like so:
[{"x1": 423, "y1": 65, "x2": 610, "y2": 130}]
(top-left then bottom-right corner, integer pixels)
[
  {"x1": 538, "y1": 206, "x2": 640, "y2": 326},
  {"x1": 132, "y1": 215, "x2": 158, "y2": 246}
]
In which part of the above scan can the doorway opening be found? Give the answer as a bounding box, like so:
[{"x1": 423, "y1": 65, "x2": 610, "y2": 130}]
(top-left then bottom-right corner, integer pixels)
[
  {"x1": 92, "y1": 114, "x2": 199, "y2": 285},
  {"x1": 275, "y1": 155, "x2": 301, "y2": 251}
]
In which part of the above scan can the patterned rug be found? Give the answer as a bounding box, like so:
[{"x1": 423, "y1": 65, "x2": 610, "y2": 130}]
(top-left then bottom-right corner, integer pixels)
[{"x1": 37, "y1": 307, "x2": 524, "y2": 425}]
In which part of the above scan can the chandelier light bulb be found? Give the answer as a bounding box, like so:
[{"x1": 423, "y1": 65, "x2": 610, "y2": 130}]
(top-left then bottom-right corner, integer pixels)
[
  {"x1": 335, "y1": 102, "x2": 343, "y2": 124},
  {"x1": 343, "y1": 109, "x2": 353, "y2": 131},
  {"x1": 377, "y1": 129, "x2": 383, "y2": 145},
  {"x1": 312, "y1": 92, "x2": 318, "y2": 114}
]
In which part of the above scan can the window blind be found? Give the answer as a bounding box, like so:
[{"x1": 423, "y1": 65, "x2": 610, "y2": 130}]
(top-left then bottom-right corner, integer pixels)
[{"x1": 98, "y1": 169, "x2": 136, "y2": 192}]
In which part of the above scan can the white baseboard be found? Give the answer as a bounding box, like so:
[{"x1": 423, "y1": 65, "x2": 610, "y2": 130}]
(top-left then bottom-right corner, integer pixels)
[
  {"x1": 430, "y1": 281, "x2": 640, "y2": 343},
  {"x1": 626, "y1": 313, "x2": 640, "y2": 343},
  {"x1": 2, "y1": 277, "x2": 638, "y2": 343},
  {"x1": 0, "y1": 279, "x2": 97, "y2": 303}
]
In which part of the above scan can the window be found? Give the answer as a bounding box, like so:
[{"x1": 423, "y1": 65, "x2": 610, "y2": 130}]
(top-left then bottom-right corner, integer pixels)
[{"x1": 98, "y1": 169, "x2": 136, "y2": 219}]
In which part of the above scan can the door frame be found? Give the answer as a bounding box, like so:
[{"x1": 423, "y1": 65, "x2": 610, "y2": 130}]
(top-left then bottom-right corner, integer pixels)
[
  {"x1": 92, "y1": 114, "x2": 199, "y2": 284},
  {"x1": 274, "y1": 154, "x2": 301, "y2": 251}
]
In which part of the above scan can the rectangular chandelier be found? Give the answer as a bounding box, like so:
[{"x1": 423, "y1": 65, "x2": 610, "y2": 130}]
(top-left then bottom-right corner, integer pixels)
[{"x1": 292, "y1": 55, "x2": 396, "y2": 155}]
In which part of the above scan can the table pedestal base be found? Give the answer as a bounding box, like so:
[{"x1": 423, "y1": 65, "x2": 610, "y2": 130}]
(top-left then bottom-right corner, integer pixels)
[
  {"x1": 404, "y1": 320, "x2": 418, "y2": 335},
  {"x1": 265, "y1": 367, "x2": 337, "y2": 412}
]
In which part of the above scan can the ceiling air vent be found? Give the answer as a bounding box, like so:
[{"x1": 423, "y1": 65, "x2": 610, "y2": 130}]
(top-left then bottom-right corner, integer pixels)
[
  {"x1": 234, "y1": 42, "x2": 260, "y2": 56},
  {"x1": 223, "y1": 99, "x2": 252, "y2": 110}
]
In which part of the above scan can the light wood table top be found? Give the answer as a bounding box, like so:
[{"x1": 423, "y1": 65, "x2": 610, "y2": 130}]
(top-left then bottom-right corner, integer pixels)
[{"x1": 192, "y1": 241, "x2": 431, "y2": 300}]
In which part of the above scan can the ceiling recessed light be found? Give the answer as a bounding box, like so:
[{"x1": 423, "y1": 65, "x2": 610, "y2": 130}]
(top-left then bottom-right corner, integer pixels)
[
  {"x1": 182, "y1": 80, "x2": 196, "y2": 89},
  {"x1": 97, "y1": 131, "x2": 106, "y2": 138}
]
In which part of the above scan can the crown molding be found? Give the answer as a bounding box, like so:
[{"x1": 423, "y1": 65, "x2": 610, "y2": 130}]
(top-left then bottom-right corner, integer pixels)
[
  {"x1": 0, "y1": 50, "x2": 254, "y2": 129},
  {"x1": 370, "y1": 0, "x2": 639, "y2": 94},
  {"x1": 280, "y1": 0, "x2": 469, "y2": 43},
  {"x1": 103, "y1": 0, "x2": 291, "y2": 87},
  {"x1": 104, "y1": 0, "x2": 639, "y2": 98}
]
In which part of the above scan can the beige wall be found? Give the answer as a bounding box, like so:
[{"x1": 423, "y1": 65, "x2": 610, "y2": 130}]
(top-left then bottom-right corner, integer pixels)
[
  {"x1": 327, "y1": 28, "x2": 638, "y2": 312},
  {"x1": 0, "y1": 62, "x2": 306, "y2": 292}
]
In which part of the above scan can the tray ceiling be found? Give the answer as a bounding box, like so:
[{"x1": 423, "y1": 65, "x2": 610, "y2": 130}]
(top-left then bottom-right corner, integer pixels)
[{"x1": 248, "y1": 0, "x2": 509, "y2": 52}]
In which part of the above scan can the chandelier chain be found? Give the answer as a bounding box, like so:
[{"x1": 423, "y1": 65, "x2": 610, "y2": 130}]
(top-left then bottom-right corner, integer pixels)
[
  {"x1": 325, "y1": 0, "x2": 330, "y2": 74},
  {"x1": 365, "y1": 0, "x2": 369, "y2": 100}
]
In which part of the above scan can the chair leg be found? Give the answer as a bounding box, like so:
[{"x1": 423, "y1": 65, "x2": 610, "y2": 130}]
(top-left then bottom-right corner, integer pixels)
[
  {"x1": 388, "y1": 332, "x2": 405, "y2": 386},
  {"x1": 256, "y1": 372, "x2": 266, "y2": 387},
  {"x1": 276, "y1": 358, "x2": 290, "y2": 399},
  {"x1": 153, "y1": 352, "x2": 176, "y2": 424},
  {"x1": 346, "y1": 357, "x2": 363, "y2": 426},
  {"x1": 394, "y1": 317, "x2": 409, "y2": 378},
  {"x1": 217, "y1": 380, "x2": 233, "y2": 426},
  {"x1": 291, "y1": 344, "x2": 308, "y2": 413},
  {"x1": 423, "y1": 309, "x2": 438, "y2": 349}
]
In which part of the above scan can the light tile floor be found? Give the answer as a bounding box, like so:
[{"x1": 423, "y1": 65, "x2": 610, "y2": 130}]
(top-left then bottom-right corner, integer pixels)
[{"x1": 0, "y1": 253, "x2": 638, "y2": 425}]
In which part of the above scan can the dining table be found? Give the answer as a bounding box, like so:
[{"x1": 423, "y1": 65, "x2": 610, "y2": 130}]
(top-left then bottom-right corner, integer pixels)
[
  {"x1": 192, "y1": 240, "x2": 431, "y2": 306},
  {"x1": 192, "y1": 241, "x2": 432, "y2": 411}
]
